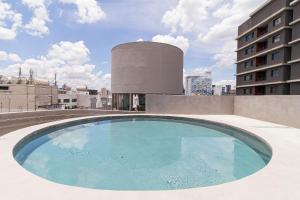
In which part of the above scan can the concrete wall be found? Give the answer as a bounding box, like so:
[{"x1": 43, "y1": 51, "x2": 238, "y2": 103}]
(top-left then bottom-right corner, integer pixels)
[
  {"x1": 146, "y1": 94, "x2": 300, "y2": 129},
  {"x1": 234, "y1": 95, "x2": 300, "y2": 128},
  {"x1": 0, "y1": 84, "x2": 58, "y2": 112},
  {"x1": 146, "y1": 94, "x2": 234, "y2": 115},
  {"x1": 111, "y1": 42, "x2": 183, "y2": 95}
]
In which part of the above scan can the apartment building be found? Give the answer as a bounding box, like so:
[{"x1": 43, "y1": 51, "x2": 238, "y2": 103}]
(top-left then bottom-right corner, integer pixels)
[
  {"x1": 236, "y1": 0, "x2": 300, "y2": 95},
  {"x1": 289, "y1": 0, "x2": 300, "y2": 94}
]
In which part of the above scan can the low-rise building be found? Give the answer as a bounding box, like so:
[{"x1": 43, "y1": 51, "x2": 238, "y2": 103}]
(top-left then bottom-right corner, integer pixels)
[
  {"x1": 97, "y1": 88, "x2": 112, "y2": 109},
  {"x1": 0, "y1": 77, "x2": 58, "y2": 112},
  {"x1": 58, "y1": 89, "x2": 77, "y2": 109},
  {"x1": 76, "y1": 87, "x2": 98, "y2": 109},
  {"x1": 212, "y1": 84, "x2": 236, "y2": 96},
  {"x1": 58, "y1": 87, "x2": 112, "y2": 110}
]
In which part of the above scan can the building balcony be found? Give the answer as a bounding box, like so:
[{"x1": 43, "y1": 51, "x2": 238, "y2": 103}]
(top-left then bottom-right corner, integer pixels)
[
  {"x1": 255, "y1": 86, "x2": 266, "y2": 95},
  {"x1": 255, "y1": 71, "x2": 267, "y2": 81},
  {"x1": 256, "y1": 56, "x2": 268, "y2": 67},
  {"x1": 257, "y1": 26, "x2": 268, "y2": 38},
  {"x1": 256, "y1": 41, "x2": 268, "y2": 52}
]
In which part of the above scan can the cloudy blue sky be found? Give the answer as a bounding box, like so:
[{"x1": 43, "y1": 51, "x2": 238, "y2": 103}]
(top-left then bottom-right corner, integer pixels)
[{"x1": 0, "y1": 0, "x2": 262, "y2": 89}]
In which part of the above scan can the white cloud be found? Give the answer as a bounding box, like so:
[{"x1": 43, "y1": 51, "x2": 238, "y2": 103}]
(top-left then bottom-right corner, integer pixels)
[
  {"x1": 0, "y1": 0, "x2": 22, "y2": 40},
  {"x1": 0, "y1": 51, "x2": 22, "y2": 62},
  {"x1": 161, "y1": 0, "x2": 262, "y2": 69},
  {"x1": 152, "y1": 34, "x2": 189, "y2": 53},
  {"x1": 191, "y1": 67, "x2": 212, "y2": 75},
  {"x1": 22, "y1": 0, "x2": 50, "y2": 37},
  {"x1": 59, "y1": 0, "x2": 106, "y2": 24},
  {"x1": 0, "y1": 41, "x2": 110, "y2": 89},
  {"x1": 136, "y1": 38, "x2": 144, "y2": 42},
  {"x1": 0, "y1": 0, "x2": 106, "y2": 39},
  {"x1": 162, "y1": 0, "x2": 223, "y2": 34},
  {"x1": 47, "y1": 41, "x2": 90, "y2": 65}
]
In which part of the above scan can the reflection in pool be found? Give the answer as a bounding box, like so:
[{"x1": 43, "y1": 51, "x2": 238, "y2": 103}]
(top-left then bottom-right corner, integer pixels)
[{"x1": 14, "y1": 117, "x2": 271, "y2": 190}]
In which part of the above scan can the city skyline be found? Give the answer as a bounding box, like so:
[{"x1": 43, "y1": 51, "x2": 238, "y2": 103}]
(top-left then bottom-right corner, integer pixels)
[{"x1": 0, "y1": 0, "x2": 263, "y2": 89}]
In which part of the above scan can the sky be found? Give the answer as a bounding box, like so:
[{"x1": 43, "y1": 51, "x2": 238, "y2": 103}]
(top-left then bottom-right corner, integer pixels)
[{"x1": 0, "y1": 0, "x2": 263, "y2": 89}]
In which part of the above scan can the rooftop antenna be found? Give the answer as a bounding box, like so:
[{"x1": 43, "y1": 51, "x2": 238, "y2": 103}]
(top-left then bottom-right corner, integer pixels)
[
  {"x1": 18, "y1": 67, "x2": 22, "y2": 78},
  {"x1": 29, "y1": 69, "x2": 34, "y2": 84},
  {"x1": 18, "y1": 67, "x2": 22, "y2": 84},
  {"x1": 54, "y1": 72, "x2": 57, "y2": 86}
]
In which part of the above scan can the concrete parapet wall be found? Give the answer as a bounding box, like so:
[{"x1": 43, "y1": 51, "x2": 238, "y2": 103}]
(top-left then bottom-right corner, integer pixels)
[
  {"x1": 146, "y1": 95, "x2": 234, "y2": 115},
  {"x1": 234, "y1": 96, "x2": 300, "y2": 129},
  {"x1": 146, "y1": 94, "x2": 300, "y2": 129}
]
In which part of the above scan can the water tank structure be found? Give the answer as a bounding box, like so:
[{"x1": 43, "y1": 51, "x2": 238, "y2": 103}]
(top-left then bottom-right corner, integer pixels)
[{"x1": 111, "y1": 42, "x2": 184, "y2": 111}]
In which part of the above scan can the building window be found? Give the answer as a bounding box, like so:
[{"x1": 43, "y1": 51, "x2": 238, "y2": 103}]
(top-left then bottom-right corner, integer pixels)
[
  {"x1": 272, "y1": 34, "x2": 281, "y2": 43},
  {"x1": 244, "y1": 60, "x2": 253, "y2": 68},
  {"x1": 273, "y1": 17, "x2": 282, "y2": 27},
  {"x1": 271, "y1": 52, "x2": 280, "y2": 60},
  {"x1": 271, "y1": 69, "x2": 280, "y2": 77},
  {"x1": 58, "y1": 99, "x2": 61, "y2": 103},
  {"x1": 245, "y1": 46, "x2": 254, "y2": 55},
  {"x1": 63, "y1": 99, "x2": 70, "y2": 103},
  {"x1": 245, "y1": 32, "x2": 254, "y2": 42},
  {"x1": 244, "y1": 74, "x2": 253, "y2": 81},
  {"x1": 0, "y1": 86, "x2": 9, "y2": 90},
  {"x1": 270, "y1": 86, "x2": 278, "y2": 94},
  {"x1": 72, "y1": 99, "x2": 77, "y2": 102}
]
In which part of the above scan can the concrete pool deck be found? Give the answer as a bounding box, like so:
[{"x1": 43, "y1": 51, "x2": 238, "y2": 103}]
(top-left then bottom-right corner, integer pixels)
[{"x1": 0, "y1": 114, "x2": 300, "y2": 200}]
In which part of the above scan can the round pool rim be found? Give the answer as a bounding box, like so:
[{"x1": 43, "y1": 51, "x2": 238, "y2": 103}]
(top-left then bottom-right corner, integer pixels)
[
  {"x1": 12, "y1": 115, "x2": 273, "y2": 190},
  {"x1": 1, "y1": 114, "x2": 300, "y2": 200}
]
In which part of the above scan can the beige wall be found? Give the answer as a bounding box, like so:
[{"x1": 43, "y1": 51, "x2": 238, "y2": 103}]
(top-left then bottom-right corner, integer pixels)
[
  {"x1": 146, "y1": 94, "x2": 234, "y2": 115},
  {"x1": 111, "y1": 42, "x2": 183, "y2": 95},
  {"x1": 234, "y1": 96, "x2": 300, "y2": 128},
  {"x1": 0, "y1": 84, "x2": 58, "y2": 112},
  {"x1": 146, "y1": 94, "x2": 300, "y2": 129}
]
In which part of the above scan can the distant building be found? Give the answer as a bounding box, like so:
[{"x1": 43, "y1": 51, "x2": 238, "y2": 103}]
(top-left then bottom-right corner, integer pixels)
[
  {"x1": 76, "y1": 87, "x2": 97, "y2": 109},
  {"x1": 212, "y1": 84, "x2": 235, "y2": 96},
  {"x1": 0, "y1": 76, "x2": 58, "y2": 112},
  {"x1": 58, "y1": 88, "x2": 77, "y2": 109},
  {"x1": 97, "y1": 88, "x2": 112, "y2": 110},
  {"x1": 185, "y1": 72, "x2": 212, "y2": 96},
  {"x1": 100, "y1": 88, "x2": 109, "y2": 98},
  {"x1": 57, "y1": 86, "x2": 112, "y2": 110}
]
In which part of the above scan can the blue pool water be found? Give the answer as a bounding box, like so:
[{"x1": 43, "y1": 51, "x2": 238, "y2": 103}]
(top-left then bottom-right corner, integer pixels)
[{"x1": 14, "y1": 117, "x2": 271, "y2": 190}]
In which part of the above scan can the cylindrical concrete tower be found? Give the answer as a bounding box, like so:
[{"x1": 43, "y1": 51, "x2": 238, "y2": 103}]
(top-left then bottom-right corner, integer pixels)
[{"x1": 111, "y1": 42, "x2": 183, "y2": 111}]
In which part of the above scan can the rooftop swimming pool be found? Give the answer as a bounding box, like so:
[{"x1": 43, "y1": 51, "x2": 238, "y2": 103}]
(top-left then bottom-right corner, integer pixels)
[{"x1": 14, "y1": 116, "x2": 272, "y2": 190}]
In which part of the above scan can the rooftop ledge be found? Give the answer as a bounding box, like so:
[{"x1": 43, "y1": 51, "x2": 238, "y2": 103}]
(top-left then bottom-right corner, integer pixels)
[
  {"x1": 249, "y1": 0, "x2": 273, "y2": 17},
  {"x1": 236, "y1": 7, "x2": 292, "y2": 40},
  {"x1": 290, "y1": 0, "x2": 300, "y2": 6}
]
